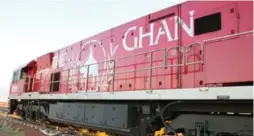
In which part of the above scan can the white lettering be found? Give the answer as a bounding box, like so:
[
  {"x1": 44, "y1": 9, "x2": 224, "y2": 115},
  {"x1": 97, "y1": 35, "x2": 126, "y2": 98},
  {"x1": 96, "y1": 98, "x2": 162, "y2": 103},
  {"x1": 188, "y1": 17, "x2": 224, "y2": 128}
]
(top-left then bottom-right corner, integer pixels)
[
  {"x1": 174, "y1": 16, "x2": 178, "y2": 40},
  {"x1": 154, "y1": 20, "x2": 173, "y2": 45},
  {"x1": 122, "y1": 10, "x2": 195, "y2": 51},
  {"x1": 122, "y1": 26, "x2": 138, "y2": 51},
  {"x1": 139, "y1": 23, "x2": 154, "y2": 47},
  {"x1": 58, "y1": 52, "x2": 66, "y2": 67},
  {"x1": 175, "y1": 10, "x2": 195, "y2": 37},
  {"x1": 52, "y1": 55, "x2": 58, "y2": 68}
]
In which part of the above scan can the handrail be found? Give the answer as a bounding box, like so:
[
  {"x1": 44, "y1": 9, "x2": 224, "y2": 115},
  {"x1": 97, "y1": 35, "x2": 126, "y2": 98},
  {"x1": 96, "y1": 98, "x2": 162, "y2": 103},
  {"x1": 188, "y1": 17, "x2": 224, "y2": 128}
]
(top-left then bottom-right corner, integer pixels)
[
  {"x1": 16, "y1": 30, "x2": 253, "y2": 94},
  {"x1": 204, "y1": 30, "x2": 253, "y2": 43},
  {"x1": 74, "y1": 48, "x2": 167, "y2": 70},
  {"x1": 111, "y1": 59, "x2": 116, "y2": 93},
  {"x1": 185, "y1": 42, "x2": 204, "y2": 65},
  {"x1": 165, "y1": 46, "x2": 185, "y2": 67},
  {"x1": 19, "y1": 44, "x2": 203, "y2": 93}
]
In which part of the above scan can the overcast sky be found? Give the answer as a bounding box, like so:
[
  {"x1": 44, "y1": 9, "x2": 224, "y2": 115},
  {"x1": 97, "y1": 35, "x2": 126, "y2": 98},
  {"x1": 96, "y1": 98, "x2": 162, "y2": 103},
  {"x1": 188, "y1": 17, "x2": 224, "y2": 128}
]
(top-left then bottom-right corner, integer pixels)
[{"x1": 0, "y1": 0, "x2": 186, "y2": 101}]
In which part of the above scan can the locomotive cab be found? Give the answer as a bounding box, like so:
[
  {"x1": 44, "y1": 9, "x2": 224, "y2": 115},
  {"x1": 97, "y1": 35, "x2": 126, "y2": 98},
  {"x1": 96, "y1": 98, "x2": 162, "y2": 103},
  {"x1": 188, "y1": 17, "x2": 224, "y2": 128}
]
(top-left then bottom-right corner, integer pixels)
[{"x1": 10, "y1": 60, "x2": 37, "y2": 95}]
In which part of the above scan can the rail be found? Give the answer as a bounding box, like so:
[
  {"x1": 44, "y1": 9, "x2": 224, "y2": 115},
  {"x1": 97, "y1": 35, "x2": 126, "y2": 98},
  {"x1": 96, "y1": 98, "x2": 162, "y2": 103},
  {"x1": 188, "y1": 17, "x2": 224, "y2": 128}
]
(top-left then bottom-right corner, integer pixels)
[
  {"x1": 18, "y1": 30, "x2": 253, "y2": 94},
  {"x1": 25, "y1": 43, "x2": 203, "y2": 94},
  {"x1": 185, "y1": 42, "x2": 204, "y2": 65}
]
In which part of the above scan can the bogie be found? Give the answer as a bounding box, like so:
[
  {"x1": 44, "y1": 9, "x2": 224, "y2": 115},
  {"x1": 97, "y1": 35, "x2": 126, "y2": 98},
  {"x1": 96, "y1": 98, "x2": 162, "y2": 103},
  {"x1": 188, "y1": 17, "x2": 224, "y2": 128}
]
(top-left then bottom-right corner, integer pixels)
[{"x1": 9, "y1": 100, "x2": 253, "y2": 136}]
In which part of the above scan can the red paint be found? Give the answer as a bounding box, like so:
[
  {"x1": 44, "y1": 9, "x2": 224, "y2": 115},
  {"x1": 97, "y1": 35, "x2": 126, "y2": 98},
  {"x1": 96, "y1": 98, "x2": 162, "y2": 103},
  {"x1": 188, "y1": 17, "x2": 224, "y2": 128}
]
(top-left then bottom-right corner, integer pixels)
[{"x1": 9, "y1": 1, "x2": 253, "y2": 96}]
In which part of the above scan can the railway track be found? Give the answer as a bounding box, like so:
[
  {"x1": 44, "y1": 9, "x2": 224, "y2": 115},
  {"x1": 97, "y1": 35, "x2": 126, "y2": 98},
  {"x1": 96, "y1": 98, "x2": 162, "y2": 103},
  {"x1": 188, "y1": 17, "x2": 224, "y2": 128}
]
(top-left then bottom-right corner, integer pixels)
[
  {"x1": 0, "y1": 108, "x2": 124, "y2": 136},
  {"x1": 0, "y1": 108, "x2": 78, "y2": 136},
  {"x1": 0, "y1": 107, "x2": 174, "y2": 136},
  {"x1": 0, "y1": 107, "x2": 8, "y2": 112}
]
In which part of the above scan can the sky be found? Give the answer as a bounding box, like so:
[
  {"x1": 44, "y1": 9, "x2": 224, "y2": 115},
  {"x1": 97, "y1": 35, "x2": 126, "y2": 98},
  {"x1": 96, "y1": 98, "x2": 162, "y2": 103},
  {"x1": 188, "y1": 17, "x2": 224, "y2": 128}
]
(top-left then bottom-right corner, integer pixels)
[{"x1": 0, "y1": 0, "x2": 186, "y2": 101}]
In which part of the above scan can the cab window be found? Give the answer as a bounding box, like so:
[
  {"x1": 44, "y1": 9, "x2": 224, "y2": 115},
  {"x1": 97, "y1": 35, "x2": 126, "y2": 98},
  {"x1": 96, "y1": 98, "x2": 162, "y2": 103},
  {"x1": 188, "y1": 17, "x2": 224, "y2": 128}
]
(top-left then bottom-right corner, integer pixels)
[{"x1": 12, "y1": 70, "x2": 21, "y2": 82}]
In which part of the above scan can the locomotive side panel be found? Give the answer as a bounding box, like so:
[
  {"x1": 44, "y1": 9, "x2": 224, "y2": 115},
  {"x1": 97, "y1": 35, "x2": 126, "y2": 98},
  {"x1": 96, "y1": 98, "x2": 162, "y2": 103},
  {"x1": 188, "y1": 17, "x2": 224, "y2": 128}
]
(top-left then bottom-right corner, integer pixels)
[
  {"x1": 204, "y1": 33, "x2": 253, "y2": 84},
  {"x1": 7, "y1": 1, "x2": 253, "y2": 136},
  {"x1": 8, "y1": 1, "x2": 253, "y2": 96},
  {"x1": 112, "y1": 16, "x2": 148, "y2": 91},
  {"x1": 238, "y1": 1, "x2": 253, "y2": 32},
  {"x1": 180, "y1": 1, "x2": 237, "y2": 88},
  {"x1": 181, "y1": 1, "x2": 253, "y2": 86}
]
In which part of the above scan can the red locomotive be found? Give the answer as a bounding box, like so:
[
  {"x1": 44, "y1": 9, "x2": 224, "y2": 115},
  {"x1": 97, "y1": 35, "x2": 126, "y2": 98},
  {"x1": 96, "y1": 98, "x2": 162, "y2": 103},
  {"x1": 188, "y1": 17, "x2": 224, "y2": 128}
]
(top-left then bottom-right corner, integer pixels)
[{"x1": 8, "y1": 1, "x2": 253, "y2": 136}]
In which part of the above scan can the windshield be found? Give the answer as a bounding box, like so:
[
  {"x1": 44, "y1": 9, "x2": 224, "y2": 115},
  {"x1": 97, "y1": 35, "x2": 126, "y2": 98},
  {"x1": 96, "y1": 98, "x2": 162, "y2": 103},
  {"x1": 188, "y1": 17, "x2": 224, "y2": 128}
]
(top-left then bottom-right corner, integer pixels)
[{"x1": 12, "y1": 70, "x2": 21, "y2": 82}]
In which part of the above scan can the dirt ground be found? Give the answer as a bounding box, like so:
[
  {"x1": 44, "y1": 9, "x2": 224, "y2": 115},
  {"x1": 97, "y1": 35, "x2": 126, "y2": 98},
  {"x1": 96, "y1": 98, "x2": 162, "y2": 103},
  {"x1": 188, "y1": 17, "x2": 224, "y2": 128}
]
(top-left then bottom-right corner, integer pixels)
[
  {"x1": 0, "y1": 102, "x2": 8, "y2": 108},
  {"x1": 0, "y1": 114, "x2": 46, "y2": 136}
]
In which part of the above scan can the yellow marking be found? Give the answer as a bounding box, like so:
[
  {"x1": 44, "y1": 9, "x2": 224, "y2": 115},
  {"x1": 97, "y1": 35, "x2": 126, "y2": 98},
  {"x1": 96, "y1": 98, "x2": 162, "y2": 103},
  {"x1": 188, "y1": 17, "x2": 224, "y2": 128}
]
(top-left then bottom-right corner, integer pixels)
[
  {"x1": 79, "y1": 128, "x2": 90, "y2": 135},
  {"x1": 79, "y1": 129, "x2": 110, "y2": 136},
  {"x1": 9, "y1": 114, "x2": 22, "y2": 120},
  {"x1": 154, "y1": 128, "x2": 184, "y2": 136},
  {"x1": 178, "y1": 133, "x2": 184, "y2": 136},
  {"x1": 0, "y1": 111, "x2": 22, "y2": 120},
  {"x1": 95, "y1": 131, "x2": 109, "y2": 136},
  {"x1": 154, "y1": 127, "x2": 165, "y2": 136},
  {"x1": 154, "y1": 121, "x2": 183, "y2": 136}
]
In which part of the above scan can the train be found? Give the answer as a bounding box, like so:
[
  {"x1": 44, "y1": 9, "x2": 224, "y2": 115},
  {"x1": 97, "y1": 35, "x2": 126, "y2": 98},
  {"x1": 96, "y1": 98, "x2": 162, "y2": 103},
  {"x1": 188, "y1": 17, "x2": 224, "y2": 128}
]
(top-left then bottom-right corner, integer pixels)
[{"x1": 8, "y1": 1, "x2": 253, "y2": 136}]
